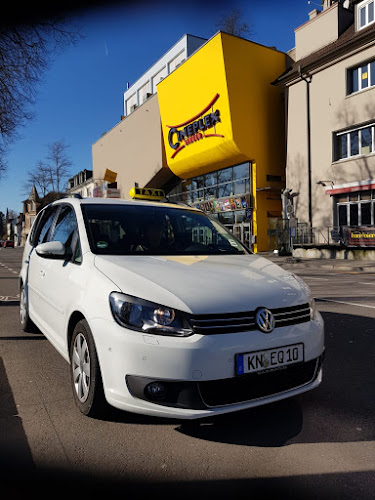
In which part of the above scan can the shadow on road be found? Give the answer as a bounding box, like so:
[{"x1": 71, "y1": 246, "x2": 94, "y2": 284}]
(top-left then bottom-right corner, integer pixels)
[
  {"x1": 0, "y1": 356, "x2": 35, "y2": 472},
  {"x1": 2, "y1": 466, "x2": 375, "y2": 500}
]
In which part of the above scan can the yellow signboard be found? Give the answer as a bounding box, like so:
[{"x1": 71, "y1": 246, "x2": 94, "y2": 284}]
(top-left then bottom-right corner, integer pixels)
[
  {"x1": 129, "y1": 187, "x2": 165, "y2": 200},
  {"x1": 157, "y1": 32, "x2": 286, "y2": 180},
  {"x1": 104, "y1": 168, "x2": 117, "y2": 183}
]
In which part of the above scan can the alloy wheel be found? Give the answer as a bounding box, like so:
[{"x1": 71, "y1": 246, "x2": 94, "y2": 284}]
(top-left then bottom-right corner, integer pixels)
[{"x1": 72, "y1": 332, "x2": 91, "y2": 402}]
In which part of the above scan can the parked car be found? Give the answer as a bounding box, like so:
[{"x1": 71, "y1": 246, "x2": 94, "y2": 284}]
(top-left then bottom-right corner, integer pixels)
[
  {"x1": 3, "y1": 240, "x2": 14, "y2": 248},
  {"x1": 19, "y1": 194, "x2": 325, "y2": 419}
]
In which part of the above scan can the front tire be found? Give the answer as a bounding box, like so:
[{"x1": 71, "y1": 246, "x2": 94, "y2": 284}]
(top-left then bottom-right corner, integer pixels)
[{"x1": 70, "y1": 319, "x2": 106, "y2": 417}]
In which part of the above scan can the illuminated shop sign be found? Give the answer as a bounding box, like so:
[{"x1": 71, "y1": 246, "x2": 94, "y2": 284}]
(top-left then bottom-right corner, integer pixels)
[
  {"x1": 167, "y1": 93, "x2": 224, "y2": 159},
  {"x1": 342, "y1": 227, "x2": 375, "y2": 246},
  {"x1": 195, "y1": 195, "x2": 249, "y2": 214}
]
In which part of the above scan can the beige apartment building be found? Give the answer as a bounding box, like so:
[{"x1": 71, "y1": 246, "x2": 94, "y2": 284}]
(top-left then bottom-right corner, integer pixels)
[{"x1": 274, "y1": 0, "x2": 375, "y2": 249}]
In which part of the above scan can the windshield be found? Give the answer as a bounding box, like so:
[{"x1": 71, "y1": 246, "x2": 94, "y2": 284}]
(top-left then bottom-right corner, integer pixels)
[{"x1": 82, "y1": 204, "x2": 248, "y2": 256}]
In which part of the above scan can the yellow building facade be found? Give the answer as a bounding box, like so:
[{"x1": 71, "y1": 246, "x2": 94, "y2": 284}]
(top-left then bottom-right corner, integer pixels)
[
  {"x1": 92, "y1": 32, "x2": 287, "y2": 252},
  {"x1": 157, "y1": 32, "x2": 287, "y2": 251}
]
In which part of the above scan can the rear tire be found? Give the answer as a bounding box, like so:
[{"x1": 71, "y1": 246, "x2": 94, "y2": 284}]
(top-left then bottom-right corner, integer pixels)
[
  {"x1": 69, "y1": 319, "x2": 106, "y2": 417},
  {"x1": 20, "y1": 284, "x2": 35, "y2": 332}
]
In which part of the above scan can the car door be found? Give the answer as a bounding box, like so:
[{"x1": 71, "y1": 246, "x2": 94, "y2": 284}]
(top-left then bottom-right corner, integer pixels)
[
  {"x1": 34, "y1": 204, "x2": 83, "y2": 355},
  {"x1": 27, "y1": 206, "x2": 59, "y2": 330}
]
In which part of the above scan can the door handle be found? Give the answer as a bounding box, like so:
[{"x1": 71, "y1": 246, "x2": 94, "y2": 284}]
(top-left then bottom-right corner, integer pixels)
[{"x1": 40, "y1": 270, "x2": 45, "y2": 277}]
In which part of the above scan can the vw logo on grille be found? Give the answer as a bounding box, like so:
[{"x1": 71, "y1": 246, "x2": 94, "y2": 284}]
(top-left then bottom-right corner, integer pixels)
[{"x1": 255, "y1": 308, "x2": 275, "y2": 333}]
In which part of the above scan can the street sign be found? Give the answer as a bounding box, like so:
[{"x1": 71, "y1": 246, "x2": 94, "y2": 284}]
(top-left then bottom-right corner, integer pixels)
[{"x1": 104, "y1": 169, "x2": 118, "y2": 183}]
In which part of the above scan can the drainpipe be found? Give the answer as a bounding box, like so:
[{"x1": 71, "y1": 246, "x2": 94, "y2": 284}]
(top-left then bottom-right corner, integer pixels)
[{"x1": 298, "y1": 65, "x2": 313, "y2": 229}]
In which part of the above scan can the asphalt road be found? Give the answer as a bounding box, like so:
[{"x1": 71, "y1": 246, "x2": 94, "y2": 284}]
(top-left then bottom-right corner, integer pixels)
[{"x1": 1, "y1": 247, "x2": 374, "y2": 499}]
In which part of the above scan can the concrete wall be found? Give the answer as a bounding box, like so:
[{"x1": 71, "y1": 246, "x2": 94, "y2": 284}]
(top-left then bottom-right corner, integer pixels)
[
  {"x1": 92, "y1": 94, "x2": 167, "y2": 201},
  {"x1": 295, "y1": 5, "x2": 339, "y2": 60}
]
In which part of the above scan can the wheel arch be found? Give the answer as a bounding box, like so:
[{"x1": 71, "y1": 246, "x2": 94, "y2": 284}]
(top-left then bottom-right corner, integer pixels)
[{"x1": 67, "y1": 311, "x2": 86, "y2": 351}]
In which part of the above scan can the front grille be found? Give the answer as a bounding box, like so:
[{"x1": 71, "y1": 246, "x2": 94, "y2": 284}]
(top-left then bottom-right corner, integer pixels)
[
  {"x1": 189, "y1": 303, "x2": 311, "y2": 335},
  {"x1": 199, "y1": 358, "x2": 319, "y2": 407}
]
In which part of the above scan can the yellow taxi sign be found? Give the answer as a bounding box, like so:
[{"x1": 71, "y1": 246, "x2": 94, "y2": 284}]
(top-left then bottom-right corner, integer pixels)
[{"x1": 129, "y1": 187, "x2": 165, "y2": 201}]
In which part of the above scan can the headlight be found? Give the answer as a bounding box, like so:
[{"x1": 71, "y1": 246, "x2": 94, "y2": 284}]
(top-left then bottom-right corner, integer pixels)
[
  {"x1": 292, "y1": 274, "x2": 317, "y2": 320},
  {"x1": 309, "y1": 298, "x2": 317, "y2": 320},
  {"x1": 109, "y1": 292, "x2": 193, "y2": 337}
]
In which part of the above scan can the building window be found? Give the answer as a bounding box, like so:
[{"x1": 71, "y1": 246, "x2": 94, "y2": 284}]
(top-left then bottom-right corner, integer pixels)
[
  {"x1": 138, "y1": 81, "x2": 152, "y2": 104},
  {"x1": 336, "y1": 190, "x2": 375, "y2": 227},
  {"x1": 168, "y1": 51, "x2": 186, "y2": 73},
  {"x1": 334, "y1": 123, "x2": 375, "y2": 160},
  {"x1": 125, "y1": 93, "x2": 137, "y2": 115},
  {"x1": 347, "y1": 59, "x2": 375, "y2": 94},
  {"x1": 152, "y1": 66, "x2": 168, "y2": 93},
  {"x1": 167, "y1": 162, "x2": 252, "y2": 224},
  {"x1": 357, "y1": 0, "x2": 375, "y2": 30}
]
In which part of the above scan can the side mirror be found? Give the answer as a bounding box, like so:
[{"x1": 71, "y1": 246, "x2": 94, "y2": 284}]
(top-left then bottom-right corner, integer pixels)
[{"x1": 35, "y1": 241, "x2": 72, "y2": 260}]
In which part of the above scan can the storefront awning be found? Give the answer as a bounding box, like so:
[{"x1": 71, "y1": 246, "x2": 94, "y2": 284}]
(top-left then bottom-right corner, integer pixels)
[{"x1": 326, "y1": 179, "x2": 375, "y2": 195}]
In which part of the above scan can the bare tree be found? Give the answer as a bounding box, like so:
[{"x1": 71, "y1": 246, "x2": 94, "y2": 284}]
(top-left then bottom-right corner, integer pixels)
[
  {"x1": 0, "y1": 18, "x2": 82, "y2": 174},
  {"x1": 45, "y1": 140, "x2": 73, "y2": 193},
  {"x1": 215, "y1": 8, "x2": 253, "y2": 38},
  {"x1": 0, "y1": 142, "x2": 6, "y2": 180},
  {"x1": 24, "y1": 160, "x2": 51, "y2": 197},
  {"x1": 24, "y1": 139, "x2": 73, "y2": 197}
]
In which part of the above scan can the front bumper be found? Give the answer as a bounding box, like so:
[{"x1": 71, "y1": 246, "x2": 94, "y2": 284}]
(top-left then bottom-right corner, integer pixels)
[{"x1": 90, "y1": 312, "x2": 324, "y2": 419}]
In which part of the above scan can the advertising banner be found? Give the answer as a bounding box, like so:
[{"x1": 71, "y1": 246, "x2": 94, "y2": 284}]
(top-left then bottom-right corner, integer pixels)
[{"x1": 341, "y1": 227, "x2": 375, "y2": 246}]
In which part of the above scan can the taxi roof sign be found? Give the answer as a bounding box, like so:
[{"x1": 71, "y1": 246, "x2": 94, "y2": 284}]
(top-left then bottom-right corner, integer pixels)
[{"x1": 129, "y1": 187, "x2": 165, "y2": 201}]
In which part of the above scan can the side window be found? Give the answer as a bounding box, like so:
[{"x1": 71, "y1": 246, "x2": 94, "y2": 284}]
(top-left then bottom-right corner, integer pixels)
[
  {"x1": 73, "y1": 239, "x2": 82, "y2": 264},
  {"x1": 34, "y1": 208, "x2": 58, "y2": 246},
  {"x1": 50, "y1": 206, "x2": 77, "y2": 248}
]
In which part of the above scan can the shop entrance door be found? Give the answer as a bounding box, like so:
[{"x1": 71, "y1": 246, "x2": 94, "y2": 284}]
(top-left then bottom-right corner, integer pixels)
[{"x1": 225, "y1": 222, "x2": 252, "y2": 249}]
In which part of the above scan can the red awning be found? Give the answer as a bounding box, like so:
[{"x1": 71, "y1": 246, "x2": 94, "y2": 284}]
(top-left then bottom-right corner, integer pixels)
[{"x1": 326, "y1": 180, "x2": 375, "y2": 195}]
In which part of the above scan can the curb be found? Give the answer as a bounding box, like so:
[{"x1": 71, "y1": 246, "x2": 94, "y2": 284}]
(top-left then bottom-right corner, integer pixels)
[{"x1": 258, "y1": 253, "x2": 375, "y2": 273}]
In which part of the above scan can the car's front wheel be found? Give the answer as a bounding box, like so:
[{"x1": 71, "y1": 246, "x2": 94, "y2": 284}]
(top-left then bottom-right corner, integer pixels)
[{"x1": 70, "y1": 319, "x2": 106, "y2": 417}]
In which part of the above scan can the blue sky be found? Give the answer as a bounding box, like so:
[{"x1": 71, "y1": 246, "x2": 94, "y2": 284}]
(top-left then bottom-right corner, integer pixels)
[{"x1": 0, "y1": 0, "x2": 317, "y2": 216}]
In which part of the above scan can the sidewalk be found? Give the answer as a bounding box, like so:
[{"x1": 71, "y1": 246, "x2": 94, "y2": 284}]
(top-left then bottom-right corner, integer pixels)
[{"x1": 258, "y1": 251, "x2": 375, "y2": 273}]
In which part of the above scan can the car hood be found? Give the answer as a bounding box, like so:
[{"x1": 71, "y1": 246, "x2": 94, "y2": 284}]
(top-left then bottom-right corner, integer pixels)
[{"x1": 94, "y1": 254, "x2": 311, "y2": 315}]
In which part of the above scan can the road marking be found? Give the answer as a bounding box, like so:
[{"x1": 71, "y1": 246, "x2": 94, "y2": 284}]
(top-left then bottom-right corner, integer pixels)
[
  {"x1": 0, "y1": 294, "x2": 20, "y2": 302},
  {"x1": 317, "y1": 297, "x2": 375, "y2": 309},
  {"x1": 304, "y1": 277, "x2": 329, "y2": 281},
  {"x1": 359, "y1": 282, "x2": 375, "y2": 285},
  {"x1": 0, "y1": 261, "x2": 19, "y2": 275}
]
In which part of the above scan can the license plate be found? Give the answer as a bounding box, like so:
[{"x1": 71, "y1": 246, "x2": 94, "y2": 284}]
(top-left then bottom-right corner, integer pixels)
[{"x1": 236, "y1": 343, "x2": 304, "y2": 375}]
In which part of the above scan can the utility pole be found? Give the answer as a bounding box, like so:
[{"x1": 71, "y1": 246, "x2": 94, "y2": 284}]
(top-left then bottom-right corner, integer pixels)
[{"x1": 298, "y1": 66, "x2": 313, "y2": 229}]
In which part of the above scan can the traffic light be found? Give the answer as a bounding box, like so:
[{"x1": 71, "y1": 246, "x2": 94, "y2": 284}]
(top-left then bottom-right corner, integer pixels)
[{"x1": 282, "y1": 188, "x2": 299, "y2": 219}]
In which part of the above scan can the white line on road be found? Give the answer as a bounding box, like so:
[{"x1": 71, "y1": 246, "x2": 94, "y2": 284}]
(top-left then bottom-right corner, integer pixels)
[
  {"x1": 304, "y1": 277, "x2": 330, "y2": 281},
  {"x1": 359, "y1": 282, "x2": 375, "y2": 285},
  {"x1": 317, "y1": 298, "x2": 375, "y2": 309}
]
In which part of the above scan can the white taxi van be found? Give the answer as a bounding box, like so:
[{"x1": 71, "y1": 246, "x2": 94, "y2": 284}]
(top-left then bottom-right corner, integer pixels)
[{"x1": 19, "y1": 191, "x2": 324, "y2": 419}]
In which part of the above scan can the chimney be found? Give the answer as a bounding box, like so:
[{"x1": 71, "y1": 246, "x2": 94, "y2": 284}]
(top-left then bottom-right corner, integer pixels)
[{"x1": 309, "y1": 9, "x2": 320, "y2": 19}]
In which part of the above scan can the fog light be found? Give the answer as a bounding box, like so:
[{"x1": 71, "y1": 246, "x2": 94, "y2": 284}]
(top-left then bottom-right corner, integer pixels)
[{"x1": 145, "y1": 382, "x2": 167, "y2": 401}]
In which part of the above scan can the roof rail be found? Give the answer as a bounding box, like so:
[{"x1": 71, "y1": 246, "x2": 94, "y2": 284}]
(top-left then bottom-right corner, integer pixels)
[{"x1": 63, "y1": 193, "x2": 83, "y2": 199}]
